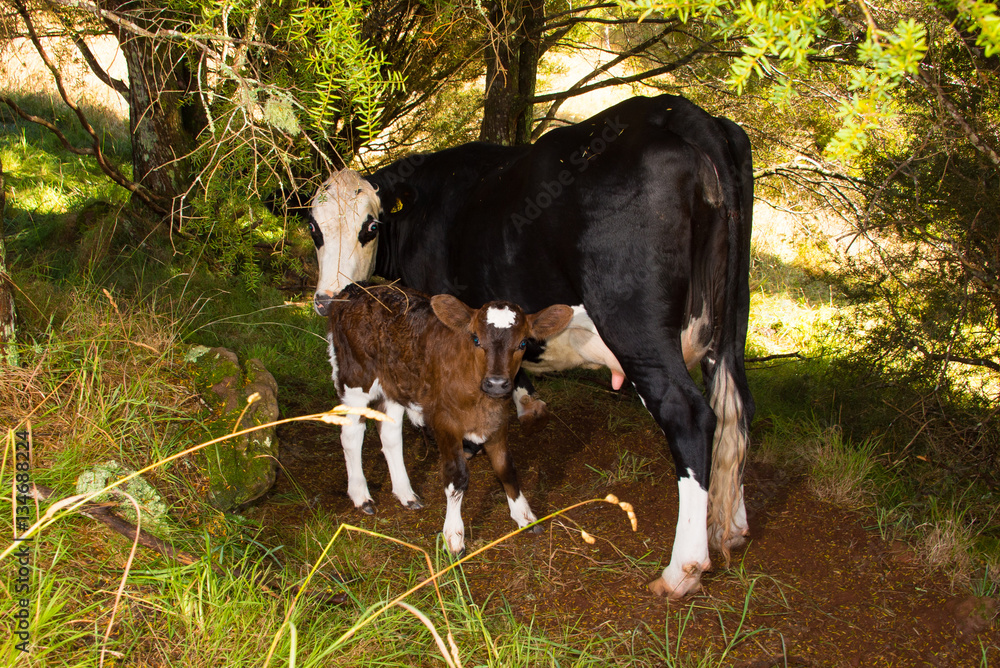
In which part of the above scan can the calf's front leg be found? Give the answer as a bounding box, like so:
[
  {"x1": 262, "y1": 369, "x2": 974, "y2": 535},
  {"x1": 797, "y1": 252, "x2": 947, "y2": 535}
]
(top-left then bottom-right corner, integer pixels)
[
  {"x1": 482, "y1": 424, "x2": 540, "y2": 533},
  {"x1": 438, "y1": 432, "x2": 470, "y2": 554}
]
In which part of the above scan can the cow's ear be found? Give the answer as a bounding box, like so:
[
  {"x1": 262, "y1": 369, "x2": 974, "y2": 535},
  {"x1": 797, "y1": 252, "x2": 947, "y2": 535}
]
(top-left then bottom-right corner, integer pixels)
[
  {"x1": 384, "y1": 183, "x2": 416, "y2": 216},
  {"x1": 431, "y1": 294, "x2": 474, "y2": 332},
  {"x1": 528, "y1": 304, "x2": 574, "y2": 341}
]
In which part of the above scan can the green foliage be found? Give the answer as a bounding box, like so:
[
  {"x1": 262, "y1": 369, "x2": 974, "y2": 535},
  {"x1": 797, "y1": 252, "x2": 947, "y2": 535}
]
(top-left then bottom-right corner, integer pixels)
[{"x1": 619, "y1": 0, "x2": 1000, "y2": 159}]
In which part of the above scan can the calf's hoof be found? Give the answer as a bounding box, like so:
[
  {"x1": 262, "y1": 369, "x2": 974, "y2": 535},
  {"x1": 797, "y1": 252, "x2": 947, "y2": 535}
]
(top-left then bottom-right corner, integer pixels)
[
  {"x1": 517, "y1": 395, "x2": 550, "y2": 436},
  {"x1": 359, "y1": 500, "x2": 376, "y2": 515},
  {"x1": 526, "y1": 523, "x2": 544, "y2": 535},
  {"x1": 404, "y1": 496, "x2": 424, "y2": 510}
]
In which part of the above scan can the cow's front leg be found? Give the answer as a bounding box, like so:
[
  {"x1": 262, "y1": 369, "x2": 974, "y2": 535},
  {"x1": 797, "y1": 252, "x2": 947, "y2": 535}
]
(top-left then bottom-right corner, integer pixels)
[
  {"x1": 438, "y1": 432, "x2": 469, "y2": 554},
  {"x1": 482, "y1": 423, "x2": 541, "y2": 534}
]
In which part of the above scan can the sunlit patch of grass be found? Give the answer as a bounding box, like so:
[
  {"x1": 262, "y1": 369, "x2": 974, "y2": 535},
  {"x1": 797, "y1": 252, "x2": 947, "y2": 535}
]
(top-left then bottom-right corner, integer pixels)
[
  {"x1": 806, "y1": 427, "x2": 878, "y2": 508},
  {"x1": 587, "y1": 449, "x2": 659, "y2": 487}
]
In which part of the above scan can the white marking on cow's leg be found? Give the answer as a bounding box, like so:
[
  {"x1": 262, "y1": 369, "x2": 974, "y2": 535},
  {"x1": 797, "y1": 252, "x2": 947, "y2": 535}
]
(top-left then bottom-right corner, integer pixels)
[
  {"x1": 486, "y1": 306, "x2": 517, "y2": 329},
  {"x1": 379, "y1": 400, "x2": 420, "y2": 509},
  {"x1": 339, "y1": 385, "x2": 373, "y2": 511},
  {"x1": 442, "y1": 483, "x2": 465, "y2": 554},
  {"x1": 652, "y1": 471, "x2": 711, "y2": 599},
  {"x1": 506, "y1": 493, "x2": 538, "y2": 529}
]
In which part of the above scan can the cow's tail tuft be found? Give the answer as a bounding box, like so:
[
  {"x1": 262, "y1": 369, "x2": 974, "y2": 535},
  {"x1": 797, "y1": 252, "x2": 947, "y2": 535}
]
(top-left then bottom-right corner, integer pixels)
[{"x1": 706, "y1": 358, "x2": 750, "y2": 565}]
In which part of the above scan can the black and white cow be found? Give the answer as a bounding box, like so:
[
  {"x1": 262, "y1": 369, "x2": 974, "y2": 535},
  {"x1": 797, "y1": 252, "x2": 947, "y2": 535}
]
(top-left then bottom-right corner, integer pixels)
[{"x1": 294, "y1": 95, "x2": 755, "y2": 599}]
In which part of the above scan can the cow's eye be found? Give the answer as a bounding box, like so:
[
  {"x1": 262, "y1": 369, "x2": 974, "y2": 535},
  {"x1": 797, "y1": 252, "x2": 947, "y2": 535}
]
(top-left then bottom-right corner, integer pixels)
[
  {"x1": 519, "y1": 339, "x2": 528, "y2": 350},
  {"x1": 472, "y1": 335, "x2": 480, "y2": 347},
  {"x1": 357, "y1": 216, "x2": 380, "y2": 245}
]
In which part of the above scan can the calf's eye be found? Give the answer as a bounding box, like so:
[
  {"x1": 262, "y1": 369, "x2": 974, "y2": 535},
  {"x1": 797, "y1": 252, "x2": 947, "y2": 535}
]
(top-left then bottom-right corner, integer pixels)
[
  {"x1": 472, "y1": 335, "x2": 481, "y2": 347},
  {"x1": 519, "y1": 339, "x2": 528, "y2": 350}
]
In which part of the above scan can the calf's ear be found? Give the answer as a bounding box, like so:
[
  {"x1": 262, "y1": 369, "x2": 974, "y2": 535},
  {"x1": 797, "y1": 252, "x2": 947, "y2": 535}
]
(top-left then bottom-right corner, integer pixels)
[
  {"x1": 431, "y1": 294, "x2": 474, "y2": 332},
  {"x1": 528, "y1": 304, "x2": 574, "y2": 341}
]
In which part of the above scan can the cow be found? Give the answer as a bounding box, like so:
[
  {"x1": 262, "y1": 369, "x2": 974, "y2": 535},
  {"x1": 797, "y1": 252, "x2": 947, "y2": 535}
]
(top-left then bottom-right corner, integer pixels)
[
  {"x1": 326, "y1": 282, "x2": 573, "y2": 553},
  {"x1": 289, "y1": 94, "x2": 755, "y2": 599}
]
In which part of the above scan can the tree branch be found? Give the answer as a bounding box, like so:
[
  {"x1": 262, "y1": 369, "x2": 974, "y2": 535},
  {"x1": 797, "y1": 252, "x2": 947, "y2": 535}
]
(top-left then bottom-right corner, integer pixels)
[
  {"x1": 11, "y1": 0, "x2": 167, "y2": 214},
  {"x1": 50, "y1": 4, "x2": 130, "y2": 96}
]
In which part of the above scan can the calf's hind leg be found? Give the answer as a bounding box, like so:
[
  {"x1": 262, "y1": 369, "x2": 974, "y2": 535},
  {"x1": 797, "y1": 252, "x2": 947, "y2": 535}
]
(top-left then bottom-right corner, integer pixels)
[{"x1": 378, "y1": 400, "x2": 423, "y2": 509}]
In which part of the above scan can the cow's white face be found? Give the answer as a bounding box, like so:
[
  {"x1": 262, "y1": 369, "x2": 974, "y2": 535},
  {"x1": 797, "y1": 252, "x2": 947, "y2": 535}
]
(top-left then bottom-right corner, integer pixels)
[{"x1": 310, "y1": 170, "x2": 381, "y2": 315}]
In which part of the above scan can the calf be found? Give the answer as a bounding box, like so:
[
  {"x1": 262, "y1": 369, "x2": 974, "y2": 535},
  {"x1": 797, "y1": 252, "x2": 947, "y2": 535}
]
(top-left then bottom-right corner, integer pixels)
[{"x1": 327, "y1": 282, "x2": 573, "y2": 553}]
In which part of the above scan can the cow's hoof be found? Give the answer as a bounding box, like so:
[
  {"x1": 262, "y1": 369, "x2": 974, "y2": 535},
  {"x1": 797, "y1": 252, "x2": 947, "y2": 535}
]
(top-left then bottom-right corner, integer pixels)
[
  {"x1": 404, "y1": 496, "x2": 424, "y2": 510},
  {"x1": 526, "y1": 523, "x2": 544, "y2": 535},
  {"x1": 648, "y1": 561, "x2": 709, "y2": 600},
  {"x1": 359, "y1": 500, "x2": 376, "y2": 515},
  {"x1": 463, "y1": 441, "x2": 483, "y2": 460},
  {"x1": 517, "y1": 396, "x2": 550, "y2": 436}
]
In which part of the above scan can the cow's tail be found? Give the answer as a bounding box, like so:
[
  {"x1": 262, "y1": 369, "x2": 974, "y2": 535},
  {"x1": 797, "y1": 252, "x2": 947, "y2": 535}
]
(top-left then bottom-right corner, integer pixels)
[{"x1": 703, "y1": 118, "x2": 755, "y2": 566}]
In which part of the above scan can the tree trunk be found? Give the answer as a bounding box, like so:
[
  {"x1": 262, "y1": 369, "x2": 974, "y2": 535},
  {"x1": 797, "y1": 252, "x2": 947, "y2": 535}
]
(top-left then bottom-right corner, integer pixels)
[
  {"x1": 105, "y1": 2, "x2": 207, "y2": 213},
  {"x1": 0, "y1": 155, "x2": 18, "y2": 367},
  {"x1": 480, "y1": 0, "x2": 544, "y2": 145}
]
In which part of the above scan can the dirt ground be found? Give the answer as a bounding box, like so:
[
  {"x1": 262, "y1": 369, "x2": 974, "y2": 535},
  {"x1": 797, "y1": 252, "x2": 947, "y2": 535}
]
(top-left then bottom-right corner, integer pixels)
[{"x1": 260, "y1": 372, "x2": 999, "y2": 667}]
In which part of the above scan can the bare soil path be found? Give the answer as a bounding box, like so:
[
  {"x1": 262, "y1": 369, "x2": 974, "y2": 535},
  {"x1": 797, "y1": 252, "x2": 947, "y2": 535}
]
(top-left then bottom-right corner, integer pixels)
[{"x1": 259, "y1": 373, "x2": 998, "y2": 667}]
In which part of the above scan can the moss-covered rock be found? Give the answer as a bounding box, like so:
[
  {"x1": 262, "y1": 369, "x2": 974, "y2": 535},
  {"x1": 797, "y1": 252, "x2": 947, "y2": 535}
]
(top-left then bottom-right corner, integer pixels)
[{"x1": 185, "y1": 345, "x2": 279, "y2": 510}]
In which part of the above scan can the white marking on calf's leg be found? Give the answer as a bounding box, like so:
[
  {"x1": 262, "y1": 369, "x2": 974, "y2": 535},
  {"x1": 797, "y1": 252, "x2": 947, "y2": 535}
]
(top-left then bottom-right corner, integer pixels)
[
  {"x1": 339, "y1": 385, "x2": 373, "y2": 511},
  {"x1": 506, "y1": 493, "x2": 538, "y2": 529},
  {"x1": 405, "y1": 403, "x2": 424, "y2": 427},
  {"x1": 651, "y1": 471, "x2": 711, "y2": 599},
  {"x1": 379, "y1": 400, "x2": 420, "y2": 509},
  {"x1": 442, "y1": 483, "x2": 465, "y2": 554},
  {"x1": 326, "y1": 332, "x2": 339, "y2": 381}
]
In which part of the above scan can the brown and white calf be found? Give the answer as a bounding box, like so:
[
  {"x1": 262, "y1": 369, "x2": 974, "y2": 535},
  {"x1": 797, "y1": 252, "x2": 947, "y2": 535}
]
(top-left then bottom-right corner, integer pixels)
[{"x1": 327, "y1": 282, "x2": 573, "y2": 553}]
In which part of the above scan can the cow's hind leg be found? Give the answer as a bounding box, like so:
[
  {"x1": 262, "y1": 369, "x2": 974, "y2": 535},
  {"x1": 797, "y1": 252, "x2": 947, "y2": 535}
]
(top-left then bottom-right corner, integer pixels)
[
  {"x1": 378, "y1": 400, "x2": 422, "y2": 509},
  {"x1": 625, "y1": 355, "x2": 716, "y2": 599}
]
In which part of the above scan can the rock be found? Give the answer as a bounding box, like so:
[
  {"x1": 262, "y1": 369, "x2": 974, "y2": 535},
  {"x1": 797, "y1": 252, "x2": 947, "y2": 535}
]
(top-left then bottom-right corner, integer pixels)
[
  {"x1": 75, "y1": 460, "x2": 171, "y2": 533},
  {"x1": 185, "y1": 346, "x2": 280, "y2": 510}
]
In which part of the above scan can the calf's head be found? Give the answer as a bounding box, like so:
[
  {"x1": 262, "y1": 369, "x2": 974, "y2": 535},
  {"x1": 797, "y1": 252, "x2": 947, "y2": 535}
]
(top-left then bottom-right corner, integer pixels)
[
  {"x1": 431, "y1": 296, "x2": 574, "y2": 398},
  {"x1": 309, "y1": 170, "x2": 382, "y2": 315}
]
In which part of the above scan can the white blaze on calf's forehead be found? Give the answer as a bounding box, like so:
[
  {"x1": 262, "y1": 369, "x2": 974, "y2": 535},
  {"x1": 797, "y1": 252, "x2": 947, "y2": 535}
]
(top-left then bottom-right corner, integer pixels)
[{"x1": 486, "y1": 306, "x2": 518, "y2": 329}]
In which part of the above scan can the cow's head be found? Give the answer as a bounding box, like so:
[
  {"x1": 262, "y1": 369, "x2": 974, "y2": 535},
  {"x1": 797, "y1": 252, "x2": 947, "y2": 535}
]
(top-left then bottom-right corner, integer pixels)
[
  {"x1": 309, "y1": 170, "x2": 382, "y2": 316},
  {"x1": 431, "y1": 296, "x2": 574, "y2": 399}
]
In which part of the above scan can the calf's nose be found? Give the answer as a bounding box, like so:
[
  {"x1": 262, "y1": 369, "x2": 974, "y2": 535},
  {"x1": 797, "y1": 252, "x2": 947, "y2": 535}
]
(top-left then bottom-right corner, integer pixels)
[
  {"x1": 314, "y1": 292, "x2": 335, "y2": 316},
  {"x1": 481, "y1": 376, "x2": 512, "y2": 397}
]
